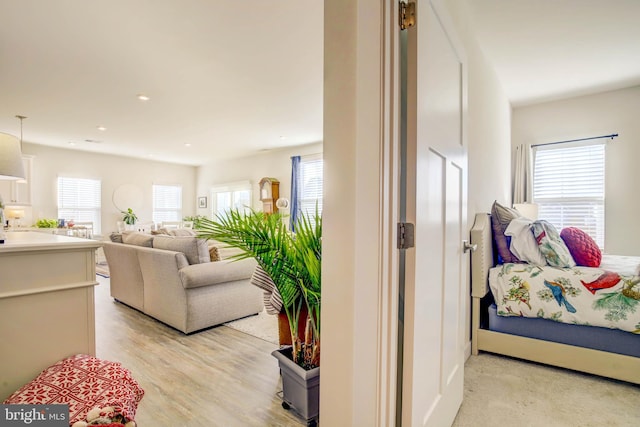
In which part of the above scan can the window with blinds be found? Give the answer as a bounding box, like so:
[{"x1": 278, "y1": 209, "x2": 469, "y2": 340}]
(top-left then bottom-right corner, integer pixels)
[
  {"x1": 152, "y1": 185, "x2": 182, "y2": 223},
  {"x1": 210, "y1": 181, "x2": 252, "y2": 219},
  {"x1": 57, "y1": 177, "x2": 102, "y2": 234},
  {"x1": 532, "y1": 143, "x2": 605, "y2": 248},
  {"x1": 298, "y1": 154, "x2": 323, "y2": 222}
]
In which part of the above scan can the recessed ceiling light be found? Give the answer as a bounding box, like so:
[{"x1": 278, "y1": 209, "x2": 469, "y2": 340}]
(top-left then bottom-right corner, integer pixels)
[
  {"x1": 97, "y1": 126, "x2": 106, "y2": 131},
  {"x1": 68, "y1": 141, "x2": 76, "y2": 146},
  {"x1": 184, "y1": 143, "x2": 191, "y2": 147},
  {"x1": 137, "y1": 94, "x2": 150, "y2": 101}
]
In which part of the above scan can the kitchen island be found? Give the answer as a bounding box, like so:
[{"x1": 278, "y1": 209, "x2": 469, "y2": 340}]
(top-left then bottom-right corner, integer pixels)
[{"x1": 0, "y1": 231, "x2": 101, "y2": 399}]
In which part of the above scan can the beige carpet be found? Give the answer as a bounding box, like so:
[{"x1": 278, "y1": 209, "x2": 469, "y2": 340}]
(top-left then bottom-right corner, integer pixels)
[
  {"x1": 453, "y1": 352, "x2": 640, "y2": 427},
  {"x1": 223, "y1": 309, "x2": 279, "y2": 344}
]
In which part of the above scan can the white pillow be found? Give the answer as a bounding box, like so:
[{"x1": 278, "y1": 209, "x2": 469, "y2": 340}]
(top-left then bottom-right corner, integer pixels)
[{"x1": 505, "y1": 217, "x2": 547, "y2": 266}]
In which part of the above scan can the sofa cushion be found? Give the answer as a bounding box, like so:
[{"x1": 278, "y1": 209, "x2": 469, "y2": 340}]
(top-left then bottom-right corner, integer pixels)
[
  {"x1": 109, "y1": 232, "x2": 123, "y2": 243},
  {"x1": 151, "y1": 227, "x2": 171, "y2": 235},
  {"x1": 168, "y1": 228, "x2": 197, "y2": 237},
  {"x1": 122, "y1": 231, "x2": 154, "y2": 247},
  {"x1": 179, "y1": 258, "x2": 257, "y2": 289},
  {"x1": 153, "y1": 235, "x2": 210, "y2": 265}
]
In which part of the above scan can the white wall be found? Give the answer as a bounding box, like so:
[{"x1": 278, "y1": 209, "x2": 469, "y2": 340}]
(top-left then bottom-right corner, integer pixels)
[
  {"x1": 195, "y1": 142, "x2": 322, "y2": 216},
  {"x1": 21, "y1": 143, "x2": 196, "y2": 235},
  {"x1": 448, "y1": 0, "x2": 513, "y2": 351},
  {"x1": 322, "y1": 1, "x2": 378, "y2": 424},
  {"x1": 21, "y1": 139, "x2": 322, "y2": 235},
  {"x1": 465, "y1": 37, "x2": 512, "y2": 211},
  {"x1": 512, "y1": 86, "x2": 640, "y2": 255},
  {"x1": 451, "y1": 1, "x2": 512, "y2": 215}
]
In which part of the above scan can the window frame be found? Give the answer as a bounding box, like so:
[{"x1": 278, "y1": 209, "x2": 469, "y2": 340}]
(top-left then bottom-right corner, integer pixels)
[
  {"x1": 532, "y1": 141, "x2": 605, "y2": 248},
  {"x1": 209, "y1": 180, "x2": 253, "y2": 219},
  {"x1": 57, "y1": 176, "x2": 102, "y2": 235},
  {"x1": 293, "y1": 153, "x2": 323, "y2": 229},
  {"x1": 152, "y1": 184, "x2": 183, "y2": 224}
]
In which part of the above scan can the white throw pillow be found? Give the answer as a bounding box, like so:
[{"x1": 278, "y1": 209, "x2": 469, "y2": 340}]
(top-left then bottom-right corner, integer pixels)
[{"x1": 505, "y1": 217, "x2": 547, "y2": 266}]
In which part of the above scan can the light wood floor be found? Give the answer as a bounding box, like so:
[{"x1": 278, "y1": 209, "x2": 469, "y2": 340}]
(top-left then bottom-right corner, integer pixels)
[
  {"x1": 94, "y1": 276, "x2": 305, "y2": 427},
  {"x1": 96, "y1": 274, "x2": 640, "y2": 427}
]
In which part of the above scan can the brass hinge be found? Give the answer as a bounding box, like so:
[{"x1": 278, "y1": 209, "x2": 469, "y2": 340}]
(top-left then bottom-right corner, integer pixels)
[
  {"x1": 397, "y1": 222, "x2": 415, "y2": 249},
  {"x1": 400, "y1": 1, "x2": 416, "y2": 30}
]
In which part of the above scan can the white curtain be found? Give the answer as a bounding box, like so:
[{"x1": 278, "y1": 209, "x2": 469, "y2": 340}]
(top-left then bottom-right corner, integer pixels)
[{"x1": 513, "y1": 144, "x2": 532, "y2": 204}]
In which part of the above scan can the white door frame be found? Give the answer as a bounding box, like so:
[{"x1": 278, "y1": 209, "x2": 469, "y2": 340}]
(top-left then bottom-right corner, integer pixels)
[{"x1": 321, "y1": 0, "x2": 402, "y2": 426}]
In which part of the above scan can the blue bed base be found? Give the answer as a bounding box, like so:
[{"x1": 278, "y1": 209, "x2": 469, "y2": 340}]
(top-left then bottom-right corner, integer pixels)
[{"x1": 488, "y1": 304, "x2": 640, "y2": 358}]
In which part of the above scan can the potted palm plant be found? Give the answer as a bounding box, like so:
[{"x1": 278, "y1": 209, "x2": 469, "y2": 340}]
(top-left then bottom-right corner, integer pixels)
[{"x1": 196, "y1": 208, "x2": 321, "y2": 426}]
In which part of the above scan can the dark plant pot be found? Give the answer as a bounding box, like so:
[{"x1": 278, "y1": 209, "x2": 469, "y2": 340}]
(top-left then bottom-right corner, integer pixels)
[{"x1": 272, "y1": 346, "x2": 320, "y2": 426}]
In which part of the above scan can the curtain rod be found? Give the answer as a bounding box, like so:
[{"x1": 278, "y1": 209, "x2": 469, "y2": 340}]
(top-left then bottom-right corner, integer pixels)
[{"x1": 532, "y1": 133, "x2": 618, "y2": 148}]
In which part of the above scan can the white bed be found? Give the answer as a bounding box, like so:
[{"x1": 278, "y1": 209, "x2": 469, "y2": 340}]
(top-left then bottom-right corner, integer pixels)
[{"x1": 470, "y1": 213, "x2": 640, "y2": 384}]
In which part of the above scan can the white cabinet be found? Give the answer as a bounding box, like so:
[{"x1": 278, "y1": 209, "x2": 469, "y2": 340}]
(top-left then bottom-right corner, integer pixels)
[
  {"x1": 0, "y1": 180, "x2": 11, "y2": 204},
  {"x1": 0, "y1": 156, "x2": 32, "y2": 205},
  {"x1": 0, "y1": 232, "x2": 100, "y2": 399}
]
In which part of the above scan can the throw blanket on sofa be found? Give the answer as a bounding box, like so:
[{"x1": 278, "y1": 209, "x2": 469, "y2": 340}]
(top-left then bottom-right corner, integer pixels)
[{"x1": 250, "y1": 266, "x2": 282, "y2": 315}]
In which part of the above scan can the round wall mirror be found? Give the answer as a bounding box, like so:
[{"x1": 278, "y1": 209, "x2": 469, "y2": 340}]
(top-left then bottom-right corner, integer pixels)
[{"x1": 112, "y1": 184, "x2": 144, "y2": 212}]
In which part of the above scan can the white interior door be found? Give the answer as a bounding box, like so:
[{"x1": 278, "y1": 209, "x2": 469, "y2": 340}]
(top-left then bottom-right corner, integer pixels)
[{"x1": 402, "y1": 1, "x2": 467, "y2": 426}]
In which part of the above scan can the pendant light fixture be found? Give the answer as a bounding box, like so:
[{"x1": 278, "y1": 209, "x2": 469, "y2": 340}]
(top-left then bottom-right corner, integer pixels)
[
  {"x1": 14, "y1": 115, "x2": 27, "y2": 183},
  {"x1": 0, "y1": 114, "x2": 26, "y2": 180}
]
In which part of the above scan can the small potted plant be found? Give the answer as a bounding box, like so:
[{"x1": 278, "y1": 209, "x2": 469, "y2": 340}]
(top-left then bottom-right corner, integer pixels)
[
  {"x1": 197, "y1": 208, "x2": 321, "y2": 426},
  {"x1": 182, "y1": 215, "x2": 207, "y2": 229},
  {"x1": 121, "y1": 208, "x2": 137, "y2": 230}
]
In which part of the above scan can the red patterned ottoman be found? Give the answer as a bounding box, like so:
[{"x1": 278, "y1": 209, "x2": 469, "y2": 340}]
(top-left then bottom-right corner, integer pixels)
[{"x1": 2, "y1": 354, "x2": 144, "y2": 426}]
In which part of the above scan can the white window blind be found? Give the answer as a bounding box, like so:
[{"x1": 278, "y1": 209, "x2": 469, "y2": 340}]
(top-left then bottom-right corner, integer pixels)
[
  {"x1": 153, "y1": 185, "x2": 182, "y2": 223},
  {"x1": 57, "y1": 177, "x2": 102, "y2": 234},
  {"x1": 532, "y1": 143, "x2": 605, "y2": 248},
  {"x1": 299, "y1": 154, "x2": 323, "y2": 221},
  {"x1": 210, "y1": 181, "x2": 252, "y2": 219}
]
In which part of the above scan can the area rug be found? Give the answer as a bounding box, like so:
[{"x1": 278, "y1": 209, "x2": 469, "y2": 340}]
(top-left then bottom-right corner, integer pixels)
[
  {"x1": 95, "y1": 261, "x2": 110, "y2": 278},
  {"x1": 95, "y1": 247, "x2": 110, "y2": 278},
  {"x1": 223, "y1": 309, "x2": 279, "y2": 344}
]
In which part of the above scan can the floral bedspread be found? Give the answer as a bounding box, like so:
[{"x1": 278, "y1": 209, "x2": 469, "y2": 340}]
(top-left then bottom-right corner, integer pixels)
[{"x1": 488, "y1": 261, "x2": 640, "y2": 334}]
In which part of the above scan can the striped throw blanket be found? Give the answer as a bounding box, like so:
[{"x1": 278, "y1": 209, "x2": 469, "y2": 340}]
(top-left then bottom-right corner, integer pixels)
[{"x1": 250, "y1": 266, "x2": 283, "y2": 314}]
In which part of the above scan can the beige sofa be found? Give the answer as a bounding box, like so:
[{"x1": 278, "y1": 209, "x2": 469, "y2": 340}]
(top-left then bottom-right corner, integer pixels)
[{"x1": 102, "y1": 231, "x2": 262, "y2": 334}]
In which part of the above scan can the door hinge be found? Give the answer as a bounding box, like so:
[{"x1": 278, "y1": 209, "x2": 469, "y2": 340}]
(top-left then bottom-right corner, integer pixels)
[
  {"x1": 397, "y1": 222, "x2": 415, "y2": 249},
  {"x1": 400, "y1": 1, "x2": 416, "y2": 31}
]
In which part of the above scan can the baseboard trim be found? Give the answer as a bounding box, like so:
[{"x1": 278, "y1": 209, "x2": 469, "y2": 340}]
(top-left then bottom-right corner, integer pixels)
[{"x1": 464, "y1": 340, "x2": 471, "y2": 361}]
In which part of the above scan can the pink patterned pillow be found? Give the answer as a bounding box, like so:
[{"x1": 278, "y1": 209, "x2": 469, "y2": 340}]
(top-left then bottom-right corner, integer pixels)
[
  {"x1": 2, "y1": 354, "x2": 144, "y2": 425},
  {"x1": 560, "y1": 227, "x2": 602, "y2": 267}
]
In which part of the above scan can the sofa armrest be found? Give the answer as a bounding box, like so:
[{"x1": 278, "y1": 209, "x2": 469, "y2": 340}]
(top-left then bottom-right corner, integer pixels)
[{"x1": 179, "y1": 258, "x2": 258, "y2": 289}]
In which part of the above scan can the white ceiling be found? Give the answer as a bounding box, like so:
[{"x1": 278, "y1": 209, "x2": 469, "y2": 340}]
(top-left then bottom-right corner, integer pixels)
[
  {"x1": 0, "y1": 1, "x2": 324, "y2": 166},
  {"x1": 465, "y1": 0, "x2": 640, "y2": 106},
  {"x1": 1, "y1": 1, "x2": 639, "y2": 166}
]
